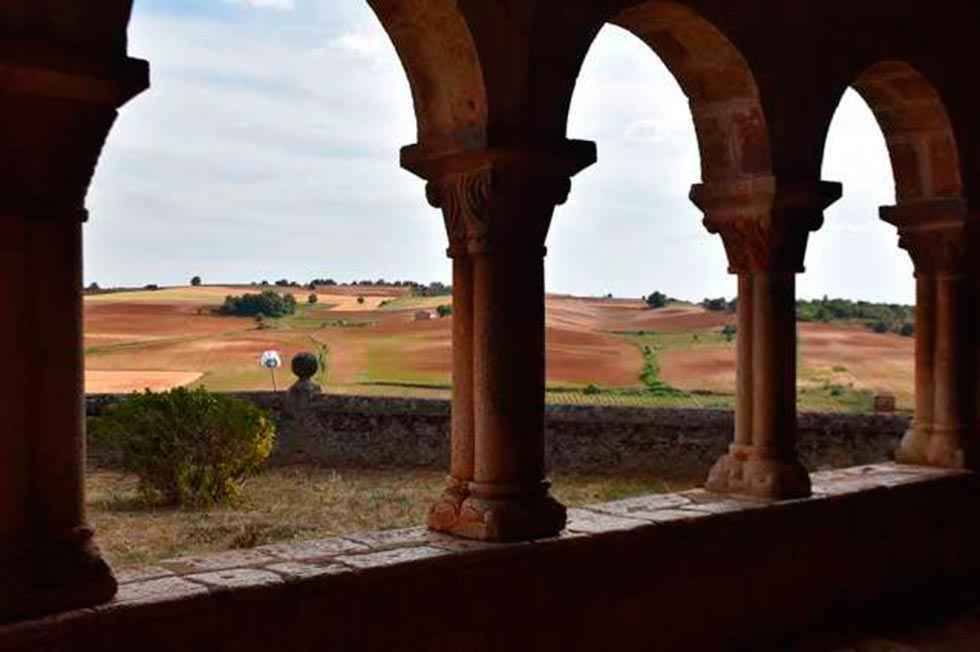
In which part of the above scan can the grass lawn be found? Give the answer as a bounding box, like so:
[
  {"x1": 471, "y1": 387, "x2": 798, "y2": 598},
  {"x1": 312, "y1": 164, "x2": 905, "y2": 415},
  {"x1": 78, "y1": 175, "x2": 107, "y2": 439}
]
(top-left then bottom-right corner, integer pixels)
[{"x1": 87, "y1": 465, "x2": 697, "y2": 569}]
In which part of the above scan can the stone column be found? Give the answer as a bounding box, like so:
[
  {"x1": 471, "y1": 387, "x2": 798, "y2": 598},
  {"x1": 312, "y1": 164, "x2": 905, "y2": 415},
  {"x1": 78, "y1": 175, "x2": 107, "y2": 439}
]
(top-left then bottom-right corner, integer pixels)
[
  {"x1": 0, "y1": 61, "x2": 148, "y2": 622},
  {"x1": 896, "y1": 274, "x2": 936, "y2": 462},
  {"x1": 406, "y1": 143, "x2": 596, "y2": 540},
  {"x1": 693, "y1": 177, "x2": 841, "y2": 499},
  {"x1": 425, "y1": 184, "x2": 476, "y2": 530},
  {"x1": 883, "y1": 200, "x2": 976, "y2": 468}
]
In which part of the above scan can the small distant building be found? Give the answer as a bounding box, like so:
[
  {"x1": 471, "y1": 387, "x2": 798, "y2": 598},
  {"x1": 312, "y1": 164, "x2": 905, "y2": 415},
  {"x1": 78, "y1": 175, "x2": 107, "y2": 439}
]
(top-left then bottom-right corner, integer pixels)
[
  {"x1": 414, "y1": 310, "x2": 434, "y2": 321},
  {"x1": 873, "y1": 393, "x2": 896, "y2": 414}
]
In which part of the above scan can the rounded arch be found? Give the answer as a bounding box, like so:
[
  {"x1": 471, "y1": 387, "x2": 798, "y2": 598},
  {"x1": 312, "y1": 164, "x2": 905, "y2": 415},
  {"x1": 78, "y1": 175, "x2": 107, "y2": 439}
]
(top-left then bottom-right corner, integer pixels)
[
  {"x1": 849, "y1": 61, "x2": 963, "y2": 203},
  {"x1": 606, "y1": 1, "x2": 772, "y2": 183},
  {"x1": 367, "y1": 0, "x2": 487, "y2": 154}
]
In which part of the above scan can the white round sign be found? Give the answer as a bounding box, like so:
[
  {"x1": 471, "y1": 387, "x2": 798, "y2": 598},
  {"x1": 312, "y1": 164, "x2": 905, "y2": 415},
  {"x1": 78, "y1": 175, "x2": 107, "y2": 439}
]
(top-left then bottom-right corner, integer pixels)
[{"x1": 260, "y1": 350, "x2": 282, "y2": 369}]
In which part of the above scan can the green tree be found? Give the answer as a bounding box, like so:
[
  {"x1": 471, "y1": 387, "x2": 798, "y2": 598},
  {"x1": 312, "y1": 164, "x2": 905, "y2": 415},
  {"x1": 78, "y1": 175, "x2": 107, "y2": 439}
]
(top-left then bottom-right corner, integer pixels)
[
  {"x1": 190, "y1": 276, "x2": 202, "y2": 287},
  {"x1": 436, "y1": 304, "x2": 453, "y2": 318},
  {"x1": 308, "y1": 293, "x2": 318, "y2": 304},
  {"x1": 218, "y1": 290, "x2": 297, "y2": 318},
  {"x1": 646, "y1": 291, "x2": 668, "y2": 309}
]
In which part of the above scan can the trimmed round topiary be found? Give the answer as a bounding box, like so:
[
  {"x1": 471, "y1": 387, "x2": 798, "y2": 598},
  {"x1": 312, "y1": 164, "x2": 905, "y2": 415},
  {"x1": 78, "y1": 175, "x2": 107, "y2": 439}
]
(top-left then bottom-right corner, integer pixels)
[{"x1": 291, "y1": 352, "x2": 319, "y2": 380}]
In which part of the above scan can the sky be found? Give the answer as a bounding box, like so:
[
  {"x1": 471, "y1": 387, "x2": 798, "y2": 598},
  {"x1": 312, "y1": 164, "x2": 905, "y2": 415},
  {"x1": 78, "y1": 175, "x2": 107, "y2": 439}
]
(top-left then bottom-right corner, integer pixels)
[{"x1": 86, "y1": 0, "x2": 913, "y2": 303}]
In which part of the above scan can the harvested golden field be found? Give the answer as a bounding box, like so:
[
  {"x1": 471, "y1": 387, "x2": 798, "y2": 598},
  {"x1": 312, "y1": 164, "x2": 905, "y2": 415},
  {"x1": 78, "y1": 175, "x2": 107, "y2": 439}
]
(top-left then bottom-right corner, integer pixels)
[{"x1": 83, "y1": 286, "x2": 914, "y2": 411}]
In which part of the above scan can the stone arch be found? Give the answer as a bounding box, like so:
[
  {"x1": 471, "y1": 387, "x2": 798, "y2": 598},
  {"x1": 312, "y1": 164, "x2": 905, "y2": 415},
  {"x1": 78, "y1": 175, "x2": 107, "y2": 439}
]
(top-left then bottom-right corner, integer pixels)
[
  {"x1": 850, "y1": 61, "x2": 963, "y2": 203},
  {"x1": 367, "y1": 0, "x2": 487, "y2": 155},
  {"x1": 605, "y1": 1, "x2": 772, "y2": 183}
]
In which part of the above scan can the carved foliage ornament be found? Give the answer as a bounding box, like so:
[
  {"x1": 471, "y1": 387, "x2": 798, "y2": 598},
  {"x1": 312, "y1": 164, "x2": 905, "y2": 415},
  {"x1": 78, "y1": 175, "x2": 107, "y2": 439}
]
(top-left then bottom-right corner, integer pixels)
[{"x1": 426, "y1": 167, "x2": 571, "y2": 256}]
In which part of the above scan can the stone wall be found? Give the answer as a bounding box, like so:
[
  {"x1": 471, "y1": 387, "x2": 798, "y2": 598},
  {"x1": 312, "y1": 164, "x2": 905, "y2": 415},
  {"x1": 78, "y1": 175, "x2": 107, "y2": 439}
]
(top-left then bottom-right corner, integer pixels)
[{"x1": 86, "y1": 392, "x2": 909, "y2": 473}]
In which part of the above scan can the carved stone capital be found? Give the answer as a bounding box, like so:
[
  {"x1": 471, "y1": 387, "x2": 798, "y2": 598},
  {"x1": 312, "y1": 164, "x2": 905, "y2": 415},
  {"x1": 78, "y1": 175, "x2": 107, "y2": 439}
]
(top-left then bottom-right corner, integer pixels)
[
  {"x1": 880, "y1": 200, "x2": 973, "y2": 277},
  {"x1": 405, "y1": 142, "x2": 596, "y2": 258},
  {"x1": 691, "y1": 177, "x2": 842, "y2": 273},
  {"x1": 424, "y1": 163, "x2": 573, "y2": 257}
]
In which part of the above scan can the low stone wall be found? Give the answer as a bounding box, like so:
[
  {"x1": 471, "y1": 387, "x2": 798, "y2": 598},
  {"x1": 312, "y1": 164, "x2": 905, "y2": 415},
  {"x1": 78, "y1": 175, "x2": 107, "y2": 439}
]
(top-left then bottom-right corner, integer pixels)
[{"x1": 86, "y1": 392, "x2": 910, "y2": 473}]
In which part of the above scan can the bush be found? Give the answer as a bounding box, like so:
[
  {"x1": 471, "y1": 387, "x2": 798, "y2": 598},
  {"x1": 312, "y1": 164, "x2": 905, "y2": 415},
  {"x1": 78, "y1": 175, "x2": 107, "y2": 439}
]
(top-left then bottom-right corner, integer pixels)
[
  {"x1": 898, "y1": 322, "x2": 915, "y2": 337},
  {"x1": 870, "y1": 320, "x2": 889, "y2": 334},
  {"x1": 190, "y1": 276, "x2": 202, "y2": 287},
  {"x1": 218, "y1": 290, "x2": 297, "y2": 318},
  {"x1": 90, "y1": 388, "x2": 275, "y2": 507},
  {"x1": 308, "y1": 293, "x2": 318, "y2": 305},
  {"x1": 436, "y1": 304, "x2": 453, "y2": 318},
  {"x1": 721, "y1": 324, "x2": 737, "y2": 342},
  {"x1": 357, "y1": 296, "x2": 365, "y2": 305},
  {"x1": 646, "y1": 291, "x2": 668, "y2": 309},
  {"x1": 583, "y1": 383, "x2": 601, "y2": 395}
]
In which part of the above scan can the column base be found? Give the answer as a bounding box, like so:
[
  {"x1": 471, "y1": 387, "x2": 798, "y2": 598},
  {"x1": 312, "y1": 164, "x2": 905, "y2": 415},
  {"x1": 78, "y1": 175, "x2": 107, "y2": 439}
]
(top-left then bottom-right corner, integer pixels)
[
  {"x1": 433, "y1": 481, "x2": 566, "y2": 542},
  {"x1": 896, "y1": 427, "x2": 970, "y2": 469},
  {"x1": 894, "y1": 425, "x2": 931, "y2": 465},
  {"x1": 1, "y1": 527, "x2": 117, "y2": 624},
  {"x1": 427, "y1": 476, "x2": 470, "y2": 533},
  {"x1": 705, "y1": 448, "x2": 811, "y2": 500}
]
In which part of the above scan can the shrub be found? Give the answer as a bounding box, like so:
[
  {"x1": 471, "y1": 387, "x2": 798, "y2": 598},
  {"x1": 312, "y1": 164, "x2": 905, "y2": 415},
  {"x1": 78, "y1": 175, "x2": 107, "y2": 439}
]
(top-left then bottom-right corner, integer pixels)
[
  {"x1": 436, "y1": 304, "x2": 453, "y2": 318},
  {"x1": 870, "y1": 320, "x2": 889, "y2": 334},
  {"x1": 721, "y1": 324, "x2": 737, "y2": 342},
  {"x1": 190, "y1": 276, "x2": 202, "y2": 287},
  {"x1": 218, "y1": 290, "x2": 297, "y2": 318},
  {"x1": 357, "y1": 296, "x2": 365, "y2": 305},
  {"x1": 583, "y1": 383, "x2": 601, "y2": 395},
  {"x1": 898, "y1": 322, "x2": 915, "y2": 337},
  {"x1": 646, "y1": 291, "x2": 668, "y2": 309},
  {"x1": 308, "y1": 293, "x2": 318, "y2": 304},
  {"x1": 90, "y1": 388, "x2": 275, "y2": 507}
]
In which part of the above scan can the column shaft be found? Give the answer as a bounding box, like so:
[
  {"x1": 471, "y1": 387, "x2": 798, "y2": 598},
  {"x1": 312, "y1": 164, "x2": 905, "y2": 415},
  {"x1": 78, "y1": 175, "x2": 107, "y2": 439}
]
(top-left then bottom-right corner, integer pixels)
[
  {"x1": 751, "y1": 271, "x2": 798, "y2": 458},
  {"x1": 928, "y1": 275, "x2": 967, "y2": 466},
  {"x1": 734, "y1": 273, "x2": 754, "y2": 448},
  {"x1": 28, "y1": 218, "x2": 86, "y2": 537},
  {"x1": 0, "y1": 217, "x2": 30, "y2": 567},
  {"x1": 449, "y1": 254, "x2": 475, "y2": 486},
  {"x1": 454, "y1": 246, "x2": 565, "y2": 541},
  {"x1": 897, "y1": 275, "x2": 936, "y2": 463}
]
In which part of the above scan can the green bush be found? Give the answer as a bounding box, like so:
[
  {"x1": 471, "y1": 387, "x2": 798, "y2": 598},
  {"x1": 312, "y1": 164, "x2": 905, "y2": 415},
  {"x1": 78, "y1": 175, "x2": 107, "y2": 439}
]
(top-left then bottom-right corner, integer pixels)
[
  {"x1": 436, "y1": 304, "x2": 453, "y2": 318},
  {"x1": 90, "y1": 388, "x2": 276, "y2": 507},
  {"x1": 645, "y1": 291, "x2": 668, "y2": 309},
  {"x1": 583, "y1": 383, "x2": 601, "y2": 395},
  {"x1": 308, "y1": 293, "x2": 318, "y2": 304},
  {"x1": 218, "y1": 290, "x2": 297, "y2": 318},
  {"x1": 898, "y1": 322, "x2": 915, "y2": 337}
]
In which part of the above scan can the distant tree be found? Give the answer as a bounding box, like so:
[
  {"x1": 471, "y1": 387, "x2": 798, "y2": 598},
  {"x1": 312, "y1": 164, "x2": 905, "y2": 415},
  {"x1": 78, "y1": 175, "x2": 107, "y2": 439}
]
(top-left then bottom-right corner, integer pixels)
[
  {"x1": 144, "y1": 284, "x2": 159, "y2": 291},
  {"x1": 605, "y1": 293, "x2": 614, "y2": 299},
  {"x1": 721, "y1": 324, "x2": 737, "y2": 342},
  {"x1": 190, "y1": 276, "x2": 202, "y2": 287},
  {"x1": 357, "y1": 296, "x2": 365, "y2": 305},
  {"x1": 702, "y1": 297, "x2": 729, "y2": 312},
  {"x1": 260, "y1": 280, "x2": 269, "y2": 286},
  {"x1": 218, "y1": 290, "x2": 297, "y2": 318},
  {"x1": 646, "y1": 291, "x2": 668, "y2": 309},
  {"x1": 899, "y1": 322, "x2": 915, "y2": 337},
  {"x1": 87, "y1": 282, "x2": 100, "y2": 292},
  {"x1": 871, "y1": 320, "x2": 890, "y2": 334},
  {"x1": 308, "y1": 293, "x2": 318, "y2": 304},
  {"x1": 436, "y1": 304, "x2": 453, "y2": 318}
]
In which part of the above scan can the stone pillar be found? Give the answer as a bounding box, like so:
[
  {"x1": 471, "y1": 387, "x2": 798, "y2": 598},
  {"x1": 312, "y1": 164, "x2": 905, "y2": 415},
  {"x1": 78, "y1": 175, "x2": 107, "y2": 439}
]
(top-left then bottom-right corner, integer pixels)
[
  {"x1": 883, "y1": 200, "x2": 976, "y2": 468},
  {"x1": 896, "y1": 275, "x2": 937, "y2": 462},
  {"x1": 692, "y1": 177, "x2": 841, "y2": 499},
  {"x1": 407, "y1": 143, "x2": 596, "y2": 540},
  {"x1": 0, "y1": 60, "x2": 148, "y2": 622},
  {"x1": 426, "y1": 203, "x2": 476, "y2": 530}
]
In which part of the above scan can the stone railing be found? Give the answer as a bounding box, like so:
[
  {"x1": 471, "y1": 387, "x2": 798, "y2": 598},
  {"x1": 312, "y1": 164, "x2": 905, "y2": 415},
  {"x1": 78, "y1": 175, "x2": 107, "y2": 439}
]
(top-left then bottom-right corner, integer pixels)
[{"x1": 86, "y1": 392, "x2": 909, "y2": 473}]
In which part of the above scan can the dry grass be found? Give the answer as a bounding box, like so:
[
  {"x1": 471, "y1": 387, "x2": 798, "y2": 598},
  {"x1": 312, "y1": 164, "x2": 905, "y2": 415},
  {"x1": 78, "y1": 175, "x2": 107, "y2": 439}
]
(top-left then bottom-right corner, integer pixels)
[{"x1": 86, "y1": 465, "x2": 697, "y2": 569}]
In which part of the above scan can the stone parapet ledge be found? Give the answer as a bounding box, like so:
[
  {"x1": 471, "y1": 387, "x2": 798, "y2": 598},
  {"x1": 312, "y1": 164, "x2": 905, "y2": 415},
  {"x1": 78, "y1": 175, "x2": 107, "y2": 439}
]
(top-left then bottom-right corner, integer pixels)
[{"x1": 2, "y1": 463, "x2": 976, "y2": 651}]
